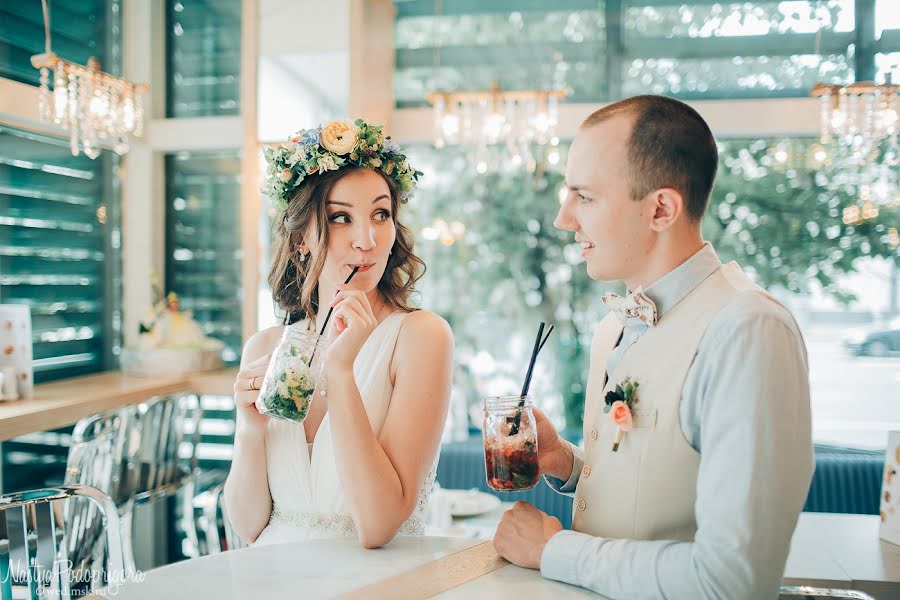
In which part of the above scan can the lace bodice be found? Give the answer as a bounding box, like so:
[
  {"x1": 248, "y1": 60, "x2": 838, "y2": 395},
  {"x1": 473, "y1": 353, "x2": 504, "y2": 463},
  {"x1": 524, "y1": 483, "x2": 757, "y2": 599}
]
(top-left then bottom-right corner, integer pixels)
[{"x1": 253, "y1": 312, "x2": 439, "y2": 545}]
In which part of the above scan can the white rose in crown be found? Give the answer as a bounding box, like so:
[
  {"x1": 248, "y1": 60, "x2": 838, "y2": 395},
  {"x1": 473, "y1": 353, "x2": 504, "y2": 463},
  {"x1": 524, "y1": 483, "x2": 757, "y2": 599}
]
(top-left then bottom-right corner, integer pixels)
[
  {"x1": 320, "y1": 120, "x2": 360, "y2": 155},
  {"x1": 316, "y1": 155, "x2": 340, "y2": 174}
]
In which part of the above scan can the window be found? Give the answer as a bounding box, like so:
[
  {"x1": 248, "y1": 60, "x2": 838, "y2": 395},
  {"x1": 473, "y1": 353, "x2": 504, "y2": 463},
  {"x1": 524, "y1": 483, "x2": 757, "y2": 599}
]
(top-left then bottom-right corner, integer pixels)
[
  {"x1": 166, "y1": 0, "x2": 242, "y2": 117},
  {"x1": 394, "y1": 2, "x2": 607, "y2": 107},
  {"x1": 875, "y1": 0, "x2": 900, "y2": 82},
  {"x1": 0, "y1": 126, "x2": 122, "y2": 383},
  {"x1": 394, "y1": 0, "x2": 888, "y2": 105},
  {"x1": 164, "y1": 151, "x2": 242, "y2": 364},
  {"x1": 621, "y1": 1, "x2": 855, "y2": 98}
]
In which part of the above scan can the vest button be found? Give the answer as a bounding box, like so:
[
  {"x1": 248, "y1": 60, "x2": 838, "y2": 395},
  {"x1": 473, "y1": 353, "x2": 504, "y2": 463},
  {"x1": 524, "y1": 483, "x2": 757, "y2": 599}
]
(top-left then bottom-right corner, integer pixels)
[
  {"x1": 582, "y1": 465, "x2": 591, "y2": 478},
  {"x1": 577, "y1": 498, "x2": 586, "y2": 511},
  {"x1": 590, "y1": 428, "x2": 598, "y2": 441}
]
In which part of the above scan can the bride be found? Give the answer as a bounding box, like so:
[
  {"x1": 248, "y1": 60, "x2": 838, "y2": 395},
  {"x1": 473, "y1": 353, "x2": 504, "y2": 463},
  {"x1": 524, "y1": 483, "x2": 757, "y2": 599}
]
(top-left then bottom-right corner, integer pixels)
[{"x1": 224, "y1": 119, "x2": 453, "y2": 548}]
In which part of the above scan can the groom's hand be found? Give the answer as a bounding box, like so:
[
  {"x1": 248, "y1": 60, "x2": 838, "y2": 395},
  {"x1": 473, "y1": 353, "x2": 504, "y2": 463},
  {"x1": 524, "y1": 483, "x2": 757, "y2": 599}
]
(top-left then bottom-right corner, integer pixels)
[
  {"x1": 533, "y1": 408, "x2": 574, "y2": 480},
  {"x1": 493, "y1": 501, "x2": 563, "y2": 569}
]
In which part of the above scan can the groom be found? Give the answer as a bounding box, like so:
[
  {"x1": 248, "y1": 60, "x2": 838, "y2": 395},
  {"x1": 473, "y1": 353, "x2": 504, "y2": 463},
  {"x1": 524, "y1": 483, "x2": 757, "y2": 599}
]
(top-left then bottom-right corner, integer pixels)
[{"x1": 493, "y1": 95, "x2": 814, "y2": 599}]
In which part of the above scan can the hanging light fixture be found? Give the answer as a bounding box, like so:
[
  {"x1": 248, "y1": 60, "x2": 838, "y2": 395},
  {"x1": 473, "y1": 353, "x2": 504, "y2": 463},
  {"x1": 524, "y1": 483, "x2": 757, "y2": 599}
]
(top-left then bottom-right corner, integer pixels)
[
  {"x1": 427, "y1": 82, "x2": 565, "y2": 174},
  {"x1": 30, "y1": 0, "x2": 148, "y2": 159},
  {"x1": 810, "y1": 72, "x2": 899, "y2": 210}
]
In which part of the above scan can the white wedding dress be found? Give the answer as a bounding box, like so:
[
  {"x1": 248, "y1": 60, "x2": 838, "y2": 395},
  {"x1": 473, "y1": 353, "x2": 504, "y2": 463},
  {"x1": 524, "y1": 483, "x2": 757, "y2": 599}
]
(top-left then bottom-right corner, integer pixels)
[{"x1": 253, "y1": 311, "x2": 438, "y2": 546}]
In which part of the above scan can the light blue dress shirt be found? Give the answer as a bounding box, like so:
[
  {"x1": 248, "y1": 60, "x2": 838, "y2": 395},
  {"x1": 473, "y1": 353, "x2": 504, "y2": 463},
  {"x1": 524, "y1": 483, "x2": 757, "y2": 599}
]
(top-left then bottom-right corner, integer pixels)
[{"x1": 540, "y1": 243, "x2": 815, "y2": 599}]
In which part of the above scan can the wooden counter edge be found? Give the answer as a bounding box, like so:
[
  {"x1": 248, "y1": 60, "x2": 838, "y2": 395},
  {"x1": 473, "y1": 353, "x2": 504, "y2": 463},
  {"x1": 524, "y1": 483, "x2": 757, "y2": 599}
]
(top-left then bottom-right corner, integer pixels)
[{"x1": 0, "y1": 367, "x2": 239, "y2": 442}]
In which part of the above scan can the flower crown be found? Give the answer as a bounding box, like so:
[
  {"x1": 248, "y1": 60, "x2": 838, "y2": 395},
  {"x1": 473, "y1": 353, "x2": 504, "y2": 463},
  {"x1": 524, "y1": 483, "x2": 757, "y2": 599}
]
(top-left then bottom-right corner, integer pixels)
[{"x1": 263, "y1": 119, "x2": 421, "y2": 212}]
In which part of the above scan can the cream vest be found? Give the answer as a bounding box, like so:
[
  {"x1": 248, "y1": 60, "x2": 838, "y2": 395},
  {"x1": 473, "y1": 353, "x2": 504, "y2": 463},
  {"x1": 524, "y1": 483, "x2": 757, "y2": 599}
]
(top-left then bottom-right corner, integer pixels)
[{"x1": 572, "y1": 262, "x2": 775, "y2": 540}]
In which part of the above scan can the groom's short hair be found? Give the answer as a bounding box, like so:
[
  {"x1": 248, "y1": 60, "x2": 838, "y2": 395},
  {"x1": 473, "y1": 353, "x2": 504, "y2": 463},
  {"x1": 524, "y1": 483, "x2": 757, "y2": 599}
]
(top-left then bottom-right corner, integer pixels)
[{"x1": 581, "y1": 95, "x2": 718, "y2": 222}]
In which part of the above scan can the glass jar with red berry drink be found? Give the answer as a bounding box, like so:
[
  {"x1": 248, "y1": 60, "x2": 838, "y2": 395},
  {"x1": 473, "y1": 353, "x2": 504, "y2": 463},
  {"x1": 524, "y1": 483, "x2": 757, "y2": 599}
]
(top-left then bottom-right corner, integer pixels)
[{"x1": 482, "y1": 395, "x2": 540, "y2": 491}]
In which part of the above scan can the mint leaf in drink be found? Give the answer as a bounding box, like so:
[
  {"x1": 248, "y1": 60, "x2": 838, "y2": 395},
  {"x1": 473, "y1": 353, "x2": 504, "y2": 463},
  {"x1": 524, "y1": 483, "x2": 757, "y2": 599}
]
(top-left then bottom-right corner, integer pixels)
[{"x1": 512, "y1": 472, "x2": 533, "y2": 487}]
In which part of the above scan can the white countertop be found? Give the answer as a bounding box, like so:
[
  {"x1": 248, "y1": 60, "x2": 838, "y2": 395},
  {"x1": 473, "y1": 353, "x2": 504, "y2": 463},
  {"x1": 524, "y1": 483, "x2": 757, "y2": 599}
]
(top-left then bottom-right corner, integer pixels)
[
  {"x1": 107, "y1": 513, "x2": 900, "y2": 599},
  {"x1": 107, "y1": 536, "x2": 594, "y2": 599}
]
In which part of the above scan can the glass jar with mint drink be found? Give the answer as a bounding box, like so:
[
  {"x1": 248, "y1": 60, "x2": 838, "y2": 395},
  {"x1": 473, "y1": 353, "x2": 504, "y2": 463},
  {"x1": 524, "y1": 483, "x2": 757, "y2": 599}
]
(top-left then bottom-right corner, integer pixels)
[{"x1": 255, "y1": 325, "x2": 328, "y2": 423}]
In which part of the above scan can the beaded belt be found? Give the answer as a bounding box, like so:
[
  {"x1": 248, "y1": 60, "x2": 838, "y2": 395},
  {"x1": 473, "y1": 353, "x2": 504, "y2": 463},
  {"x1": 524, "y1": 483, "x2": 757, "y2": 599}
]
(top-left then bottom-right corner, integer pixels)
[{"x1": 270, "y1": 506, "x2": 425, "y2": 536}]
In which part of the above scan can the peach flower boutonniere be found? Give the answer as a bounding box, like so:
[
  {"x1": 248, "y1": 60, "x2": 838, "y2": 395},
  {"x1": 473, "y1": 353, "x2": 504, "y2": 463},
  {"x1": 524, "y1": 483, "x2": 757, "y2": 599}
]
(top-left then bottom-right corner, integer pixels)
[{"x1": 603, "y1": 377, "x2": 640, "y2": 452}]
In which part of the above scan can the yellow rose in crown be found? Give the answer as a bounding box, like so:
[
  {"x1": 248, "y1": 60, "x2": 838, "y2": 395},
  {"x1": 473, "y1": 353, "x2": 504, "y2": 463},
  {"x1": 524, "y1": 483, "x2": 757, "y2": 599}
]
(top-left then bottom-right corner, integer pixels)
[{"x1": 320, "y1": 119, "x2": 360, "y2": 155}]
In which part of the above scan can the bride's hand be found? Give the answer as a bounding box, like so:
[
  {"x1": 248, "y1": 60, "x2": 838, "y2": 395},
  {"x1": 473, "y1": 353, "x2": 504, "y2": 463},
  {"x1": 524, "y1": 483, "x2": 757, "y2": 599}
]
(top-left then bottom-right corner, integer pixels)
[
  {"x1": 233, "y1": 353, "x2": 271, "y2": 436},
  {"x1": 325, "y1": 284, "x2": 378, "y2": 371}
]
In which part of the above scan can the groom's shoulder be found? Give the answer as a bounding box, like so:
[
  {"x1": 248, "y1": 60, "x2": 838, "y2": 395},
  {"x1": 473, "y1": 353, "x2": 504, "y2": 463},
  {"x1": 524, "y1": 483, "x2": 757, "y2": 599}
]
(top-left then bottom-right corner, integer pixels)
[
  {"x1": 590, "y1": 313, "x2": 621, "y2": 339},
  {"x1": 706, "y1": 289, "x2": 804, "y2": 349}
]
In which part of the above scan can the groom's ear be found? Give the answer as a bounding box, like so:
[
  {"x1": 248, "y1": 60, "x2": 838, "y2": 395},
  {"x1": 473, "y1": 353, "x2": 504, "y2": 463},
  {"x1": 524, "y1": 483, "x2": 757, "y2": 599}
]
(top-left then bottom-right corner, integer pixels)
[{"x1": 647, "y1": 188, "x2": 684, "y2": 232}]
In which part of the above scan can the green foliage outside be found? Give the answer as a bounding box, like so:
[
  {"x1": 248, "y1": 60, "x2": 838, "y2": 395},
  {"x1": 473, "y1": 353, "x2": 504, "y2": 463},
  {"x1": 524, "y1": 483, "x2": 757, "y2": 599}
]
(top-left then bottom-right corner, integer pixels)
[{"x1": 405, "y1": 138, "x2": 899, "y2": 430}]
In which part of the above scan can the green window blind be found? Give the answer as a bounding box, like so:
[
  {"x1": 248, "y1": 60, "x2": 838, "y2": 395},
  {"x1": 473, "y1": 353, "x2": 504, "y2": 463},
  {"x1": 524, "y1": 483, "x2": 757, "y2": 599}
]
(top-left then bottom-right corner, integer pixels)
[
  {"x1": 0, "y1": 0, "x2": 121, "y2": 85},
  {"x1": 0, "y1": 126, "x2": 122, "y2": 383},
  {"x1": 164, "y1": 151, "x2": 242, "y2": 365},
  {"x1": 166, "y1": 0, "x2": 242, "y2": 117}
]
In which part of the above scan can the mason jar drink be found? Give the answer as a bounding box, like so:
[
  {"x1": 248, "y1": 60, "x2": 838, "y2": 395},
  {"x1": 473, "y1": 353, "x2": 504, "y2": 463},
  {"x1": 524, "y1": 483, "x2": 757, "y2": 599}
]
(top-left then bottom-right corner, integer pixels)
[
  {"x1": 482, "y1": 395, "x2": 540, "y2": 491},
  {"x1": 255, "y1": 325, "x2": 328, "y2": 424}
]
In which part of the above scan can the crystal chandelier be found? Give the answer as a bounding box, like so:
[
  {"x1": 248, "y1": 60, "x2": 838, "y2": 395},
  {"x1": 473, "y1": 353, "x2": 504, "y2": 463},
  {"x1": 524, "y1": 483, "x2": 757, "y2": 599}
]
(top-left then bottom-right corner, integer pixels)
[
  {"x1": 427, "y1": 83, "x2": 565, "y2": 174},
  {"x1": 811, "y1": 73, "x2": 899, "y2": 211},
  {"x1": 30, "y1": 0, "x2": 148, "y2": 159}
]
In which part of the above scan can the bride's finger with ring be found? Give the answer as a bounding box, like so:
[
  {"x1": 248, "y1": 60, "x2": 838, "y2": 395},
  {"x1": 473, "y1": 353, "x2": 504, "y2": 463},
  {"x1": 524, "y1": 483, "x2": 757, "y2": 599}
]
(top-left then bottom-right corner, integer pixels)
[{"x1": 235, "y1": 363, "x2": 269, "y2": 394}]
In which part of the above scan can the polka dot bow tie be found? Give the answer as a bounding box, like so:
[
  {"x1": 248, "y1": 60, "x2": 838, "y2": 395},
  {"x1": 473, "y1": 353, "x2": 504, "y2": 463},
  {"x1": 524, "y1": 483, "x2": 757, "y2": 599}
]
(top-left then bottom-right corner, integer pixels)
[{"x1": 601, "y1": 287, "x2": 659, "y2": 327}]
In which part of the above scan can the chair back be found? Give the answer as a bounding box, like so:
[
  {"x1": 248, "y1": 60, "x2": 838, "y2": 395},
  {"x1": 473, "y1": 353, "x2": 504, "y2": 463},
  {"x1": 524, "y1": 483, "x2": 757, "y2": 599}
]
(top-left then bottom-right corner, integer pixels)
[
  {"x1": 193, "y1": 482, "x2": 246, "y2": 555},
  {"x1": 0, "y1": 485, "x2": 127, "y2": 600},
  {"x1": 134, "y1": 395, "x2": 202, "y2": 499},
  {"x1": 63, "y1": 407, "x2": 139, "y2": 573},
  {"x1": 66, "y1": 406, "x2": 139, "y2": 504}
]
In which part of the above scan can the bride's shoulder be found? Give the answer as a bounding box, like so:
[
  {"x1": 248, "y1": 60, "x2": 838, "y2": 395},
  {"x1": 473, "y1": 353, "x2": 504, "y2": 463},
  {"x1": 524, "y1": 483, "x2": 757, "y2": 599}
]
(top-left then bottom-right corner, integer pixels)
[
  {"x1": 396, "y1": 310, "x2": 453, "y2": 352},
  {"x1": 241, "y1": 325, "x2": 285, "y2": 365},
  {"x1": 391, "y1": 311, "x2": 453, "y2": 383}
]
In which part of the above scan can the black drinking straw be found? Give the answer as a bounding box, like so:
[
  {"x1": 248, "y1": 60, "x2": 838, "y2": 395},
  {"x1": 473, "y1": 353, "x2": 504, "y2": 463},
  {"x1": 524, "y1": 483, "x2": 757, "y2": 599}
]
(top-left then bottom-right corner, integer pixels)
[
  {"x1": 310, "y1": 266, "x2": 360, "y2": 364},
  {"x1": 538, "y1": 324, "x2": 554, "y2": 354},
  {"x1": 318, "y1": 266, "x2": 360, "y2": 335},
  {"x1": 509, "y1": 322, "x2": 553, "y2": 435}
]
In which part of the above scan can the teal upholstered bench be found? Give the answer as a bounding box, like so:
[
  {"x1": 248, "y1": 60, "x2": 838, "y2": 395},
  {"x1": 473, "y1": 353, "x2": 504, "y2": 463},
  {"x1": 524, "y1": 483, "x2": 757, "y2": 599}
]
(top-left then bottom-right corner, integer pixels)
[{"x1": 435, "y1": 440, "x2": 883, "y2": 528}]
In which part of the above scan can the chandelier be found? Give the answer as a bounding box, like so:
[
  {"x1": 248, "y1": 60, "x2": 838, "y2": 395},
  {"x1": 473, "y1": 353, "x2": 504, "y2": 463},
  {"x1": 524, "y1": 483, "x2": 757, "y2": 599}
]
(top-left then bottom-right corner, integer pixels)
[
  {"x1": 427, "y1": 83, "x2": 565, "y2": 174},
  {"x1": 30, "y1": 0, "x2": 148, "y2": 159},
  {"x1": 811, "y1": 73, "x2": 899, "y2": 212}
]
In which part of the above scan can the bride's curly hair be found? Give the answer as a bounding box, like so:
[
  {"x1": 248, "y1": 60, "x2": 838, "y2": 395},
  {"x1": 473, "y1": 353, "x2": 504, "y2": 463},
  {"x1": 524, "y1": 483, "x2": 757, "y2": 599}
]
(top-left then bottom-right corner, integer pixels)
[{"x1": 268, "y1": 167, "x2": 425, "y2": 325}]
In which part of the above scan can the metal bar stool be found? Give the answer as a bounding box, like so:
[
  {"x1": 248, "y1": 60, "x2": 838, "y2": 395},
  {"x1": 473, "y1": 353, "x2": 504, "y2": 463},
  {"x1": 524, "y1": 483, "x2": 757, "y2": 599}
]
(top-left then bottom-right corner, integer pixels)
[
  {"x1": 64, "y1": 405, "x2": 139, "y2": 576},
  {"x1": 127, "y1": 395, "x2": 203, "y2": 563},
  {"x1": 0, "y1": 485, "x2": 126, "y2": 600},
  {"x1": 192, "y1": 481, "x2": 246, "y2": 555}
]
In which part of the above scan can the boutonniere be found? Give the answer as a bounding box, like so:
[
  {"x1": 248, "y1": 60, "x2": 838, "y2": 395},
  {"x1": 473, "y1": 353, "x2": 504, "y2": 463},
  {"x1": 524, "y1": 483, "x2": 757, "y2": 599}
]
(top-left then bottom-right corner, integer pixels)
[{"x1": 603, "y1": 377, "x2": 639, "y2": 452}]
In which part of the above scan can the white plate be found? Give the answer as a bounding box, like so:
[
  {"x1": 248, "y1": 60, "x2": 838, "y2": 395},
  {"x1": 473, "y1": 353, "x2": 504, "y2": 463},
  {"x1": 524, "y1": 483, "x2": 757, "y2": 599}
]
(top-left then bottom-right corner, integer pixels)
[{"x1": 445, "y1": 489, "x2": 502, "y2": 517}]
